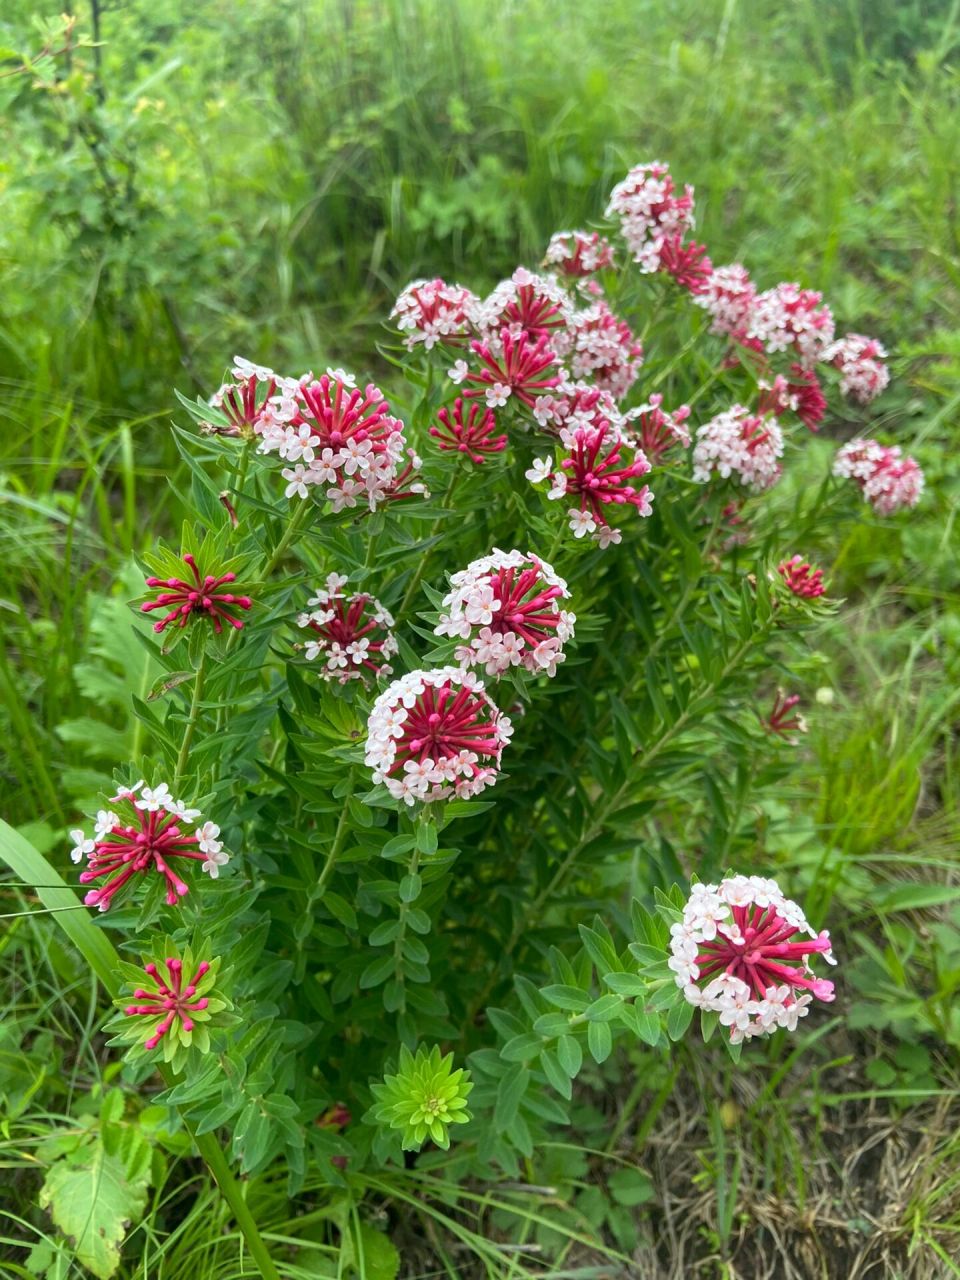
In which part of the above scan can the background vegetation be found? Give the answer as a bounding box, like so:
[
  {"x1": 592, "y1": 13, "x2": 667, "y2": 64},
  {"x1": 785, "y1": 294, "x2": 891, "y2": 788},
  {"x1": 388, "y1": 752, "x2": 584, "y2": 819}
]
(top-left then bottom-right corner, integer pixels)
[{"x1": 2, "y1": 0, "x2": 959, "y2": 1276}]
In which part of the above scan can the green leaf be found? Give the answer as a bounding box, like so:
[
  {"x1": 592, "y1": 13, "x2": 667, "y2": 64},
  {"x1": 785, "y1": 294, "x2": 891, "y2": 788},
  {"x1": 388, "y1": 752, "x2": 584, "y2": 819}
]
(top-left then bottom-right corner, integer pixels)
[
  {"x1": 39, "y1": 1139, "x2": 151, "y2": 1279},
  {"x1": 352, "y1": 1224, "x2": 400, "y2": 1280},
  {"x1": 494, "y1": 1064, "x2": 529, "y2": 1132},
  {"x1": 556, "y1": 1034, "x2": 583, "y2": 1078},
  {"x1": 539, "y1": 1048, "x2": 571, "y2": 1100},
  {"x1": 500, "y1": 1033, "x2": 542, "y2": 1063},
  {"x1": 667, "y1": 999, "x2": 695, "y2": 1042},
  {"x1": 323, "y1": 892, "x2": 357, "y2": 930},
  {"x1": 587, "y1": 1020, "x2": 613, "y2": 1064},
  {"x1": 541, "y1": 984, "x2": 588, "y2": 1011}
]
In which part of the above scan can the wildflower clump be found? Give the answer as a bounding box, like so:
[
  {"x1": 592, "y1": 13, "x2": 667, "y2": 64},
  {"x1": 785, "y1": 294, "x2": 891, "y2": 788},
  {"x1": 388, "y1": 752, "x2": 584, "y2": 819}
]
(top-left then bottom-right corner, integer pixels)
[
  {"x1": 367, "y1": 1045, "x2": 473, "y2": 1151},
  {"x1": 669, "y1": 876, "x2": 836, "y2": 1043}
]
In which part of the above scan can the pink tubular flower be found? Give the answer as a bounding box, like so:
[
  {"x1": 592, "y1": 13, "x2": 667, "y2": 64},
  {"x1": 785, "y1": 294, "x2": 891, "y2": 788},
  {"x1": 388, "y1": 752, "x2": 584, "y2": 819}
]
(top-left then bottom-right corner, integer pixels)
[
  {"x1": 694, "y1": 263, "x2": 757, "y2": 340},
  {"x1": 297, "y1": 571, "x2": 397, "y2": 683},
  {"x1": 605, "y1": 161, "x2": 695, "y2": 267},
  {"x1": 435, "y1": 548, "x2": 575, "y2": 678},
  {"x1": 622, "y1": 394, "x2": 691, "y2": 464},
  {"x1": 391, "y1": 278, "x2": 478, "y2": 350},
  {"x1": 778, "y1": 556, "x2": 826, "y2": 599},
  {"x1": 527, "y1": 421, "x2": 653, "y2": 547},
  {"x1": 656, "y1": 233, "x2": 713, "y2": 294},
  {"x1": 758, "y1": 366, "x2": 827, "y2": 433},
  {"x1": 430, "y1": 398, "x2": 508, "y2": 464},
  {"x1": 543, "y1": 230, "x2": 616, "y2": 277},
  {"x1": 125, "y1": 956, "x2": 213, "y2": 1050},
  {"x1": 670, "y1": 875, "x2": 836, "y2": 1043},
  {"x1": 206, "y1": 357, "x2": 280, "y2": 437},
  {"x1": 364, "y1": 667, "x2": 513, "y2": 805},
  {"x1": 461, "y1": 329, "x2": 563, "y2": 410},
  {"x1": 692, "y1": 406, "x2": 784, "y2": 492},
  {"x1": 72, "y1": 786, "x2": 227, "y2": 911},
  {"x1": 257, "y1": 372, "x2": 408, "y2": 510},
  {"x1": 747, "y1": 282, "x2": 836, "y2": 367},
  {"x1": 833, "y1": 439, "x2": 924, "y2": 515},
  {"x1": 825, "y1": 333, "x2": 890, "y2": 404},
  {"x1": 141, "y1": 553, "x2": 252, "y2": 635},
  {"x1": 474, "y1": 267, "x2": 575, "y2": 342},
  {"x1": 761, "y1": 690, "x2": 807, "y2": 740},
  {"x1": 554, "y1": 301, "x2": 644, "y2": 400}
]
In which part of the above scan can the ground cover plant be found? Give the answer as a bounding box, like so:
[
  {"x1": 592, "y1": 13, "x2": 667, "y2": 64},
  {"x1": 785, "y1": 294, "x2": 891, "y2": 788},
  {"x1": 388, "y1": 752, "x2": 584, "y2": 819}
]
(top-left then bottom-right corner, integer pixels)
[{"x1": 2, "y1": 2, "x2": 960, "y2": 1278}]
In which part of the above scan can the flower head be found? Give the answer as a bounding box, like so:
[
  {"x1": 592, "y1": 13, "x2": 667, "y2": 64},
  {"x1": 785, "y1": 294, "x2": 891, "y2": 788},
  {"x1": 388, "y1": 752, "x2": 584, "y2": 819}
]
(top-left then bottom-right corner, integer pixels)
[
  {"x1": 73, "y1": 785, "x2": 227, "y2": 911},
  {"x1": 532, "y1": 381, "x2": 623, "y2": 435},
  {"x1": 364, "y1": 667, "x2": 512, "y2": 805},
  {"x1": 758, "y1": 366, "x2": 827, "y2": 433},
  {"x1": 203, "y1": 357, "x2": 289, "y2": 438},
  {"x1": 778, "y1": 556, "x2": 826, "y2": 599},
  {"x1": 553, "y1": 301, "x2": 644, "y2": 400},
  {"x1": 605, "y1": 161, "x2": 695, "y2": 265},
  {"x1": 368, "y1": 1044, "x2": 473, "y2": 1151},
  {"x1": 256, "y1": 372, "x2": 408, "y2": 510},
  {"x1": 825, "y1": 333, "x2": 890, "y2": 404},
  {"x1": 112, "y1": 942, "x2": 232, "y2": 1067},
  {"x1": 297, "y1": 574, "x2": 397, "y2": 683},
  {"x1": 474, "y1": 267, "x2": 575, "y2": 342},
  {"x1": 141, "y1": 553, "x2": 252, "y2": 635},
  {"x1": 833, "y1": 439, "x2": 924, "y2": 515},
  {"x1": 655, "y1": 233, "x2": 713, "y2": 294},
  {"x1": 430, "y1": 397, "x2": 508, "y2": 464},
  {"x1": 533, "y1": 421, "x2": 654, "y2": 547},
  {"x1": 391, "y1": 278, "x2": 478, "y2": 350},
  {"x1": 622, "y1": 394, "x2": 691, "y2": 464},
  {"x1": 543, "y1": 230, "x2": 616, "y2": 277},
  {"x1": 747, "y1": 282, "x2": 836, "y2": 367},
  {"x1": 123, "y1": 955, "x2": 215, "y2": 1050},
  {"x1": 671, "y1": 875, "x2": 835, "y2": 1042},
  {"x1": 694, "y1": 263, "x2": 757, "y2": 340},
  {"x1": 436, "y1": 548, "x2": 575, "y2": 678},
  {"x1": 692, "y1": 406, "x2": 784, "y2": 492},
  {"x1": 461, "y1": 329, "x2": 563, "y2": 410}
]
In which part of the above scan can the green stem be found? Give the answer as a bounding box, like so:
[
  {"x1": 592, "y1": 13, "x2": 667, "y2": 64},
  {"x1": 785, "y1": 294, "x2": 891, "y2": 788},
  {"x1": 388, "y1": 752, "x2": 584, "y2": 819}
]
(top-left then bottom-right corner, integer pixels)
[
  {"x1": 174, "y1": 652, "x2": 207, "y2": 788},
  {"x1": 397, "y1": 470, "x2": 461, "y2": 618},
  {"x1": 261, "y1": 499, "x2": 313, "y2": 581},
  {"x1": 313, "y1": 772, "x2": 355, "y2": 903}
]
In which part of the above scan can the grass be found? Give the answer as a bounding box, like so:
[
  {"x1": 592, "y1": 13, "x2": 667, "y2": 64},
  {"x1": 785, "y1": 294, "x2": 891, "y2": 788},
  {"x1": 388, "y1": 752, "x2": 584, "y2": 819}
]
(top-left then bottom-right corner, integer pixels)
[{"x1": 2, "y1": 0, "x2": 960, "y2": 1275}]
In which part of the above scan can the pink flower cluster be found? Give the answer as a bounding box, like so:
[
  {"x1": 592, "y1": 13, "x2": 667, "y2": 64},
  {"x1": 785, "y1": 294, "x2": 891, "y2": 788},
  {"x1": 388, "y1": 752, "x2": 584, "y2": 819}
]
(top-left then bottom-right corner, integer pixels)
[
  {"x1": 435, "y1": 549, "x2": 575, "y2": 677},
  {"x1": 833, "y1": 439, "x2": 924, "y2": 515},
  {"x1": 141, "y1": 553, "x2": 252, "y2": 635},
  {"x1": 757, "y1": 367, "x2": 827, "y2": 433},
  {"x1": 544, "y1": 230, "x2": 616, "y2": 277},
  {"x1": 71, "y1": 782, "x2": 227, "y2": 912},
  {"x1": 694, "y1": 263, "x2": 757, "y2": 340},
  {"x1": 473, "y1": 267, "x2": 574, "y2": 342},
  {"x1": 297, "y1": 572, "x2": 397, "y2": 683},
  {"x1": 825, "y1": 333, "x2": 891, "y2": 404},
  {"x1": 669, "y1": 875, "x2": 836, "y2": 1043},
  {"x1": 125, "y1": 956, "x2": 212, "y2": 1050},
  {"x1": 526, "y1": 420, "x2": 653, "y2": 547},
  {"x1": 622, "y1": 394, "x2": 691, "y2": 465},
  {"x1": 364, "y1": 667, "x2": 513, "y2": 805},
  {"x1": 453, "y1": 329, "x2": 562, "y2": 410},
  {"x1": 390, "y1": 278, "x2": 478, "y2": 350},
  {"x1": 605, "y1": 161, "x2": 695, "y2": 270},
  {"x1": 692, "y1": 406, "x2": 784, "y2": 491},
  {"x1": 778, "y1": 556, "x2": 826, "y2": 599},
  {"x1": 430, "y1": 397, "x2": 507, "y2": 464}
]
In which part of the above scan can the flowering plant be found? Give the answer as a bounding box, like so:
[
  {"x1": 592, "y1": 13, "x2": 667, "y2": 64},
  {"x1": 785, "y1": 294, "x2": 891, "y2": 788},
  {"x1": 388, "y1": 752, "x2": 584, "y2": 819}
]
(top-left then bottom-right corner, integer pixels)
[{"x1": 32, "y1": 159, "x2": 928, "y2": 1245}]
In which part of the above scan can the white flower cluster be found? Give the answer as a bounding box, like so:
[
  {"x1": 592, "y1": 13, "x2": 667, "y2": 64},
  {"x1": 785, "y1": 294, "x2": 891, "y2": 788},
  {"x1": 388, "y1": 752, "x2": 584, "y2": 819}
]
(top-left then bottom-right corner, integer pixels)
[
  {"x1": 552, "y1": 301, "x2": 644, "y2": 400},
  {"x1": 70, "y1": 781, "x2": 228, "y2": 879},
  {"x1": 668, "y1": 876, "x2": 836, "y2": 1044},
  {"x1": 691, "y1": 406, "x2": 784, "y2": 491},
  {"x1": 746, "y1": 282, "x2": 836, "y2": 366},
  {"x1": 471, "y1": 267, "x2": 575, "y2": 341},
  {"x1": 832, "y1": 440, "x2": 924, "y2": 515},
  {"x1": 296, "y1": 571, "x2": 398, "y2": 683},
  {"x1": 364, "y1": 667, "x2": 513, "y2": 806},
  {"x1": 605, "y1": 161, "x2": 695, "y2": 270},
  {"x1": 531, "y1": 381, "x2": 623, "y2": 433},
  {"x1": 693, "y1": 263, "x2": 757, "y2": 337},
  {"x1": 434, "y1": 549, "x2": 575, "y2": 677},
  {"x1": 543, "y1": 230, "x2": 615, "y2": 276},
  {"x1": 824, "y1": 333, "x2": 890, "y2": 404},
  {"x1": 390, "y1": 278, "x2": 478, "y2": 350}
]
